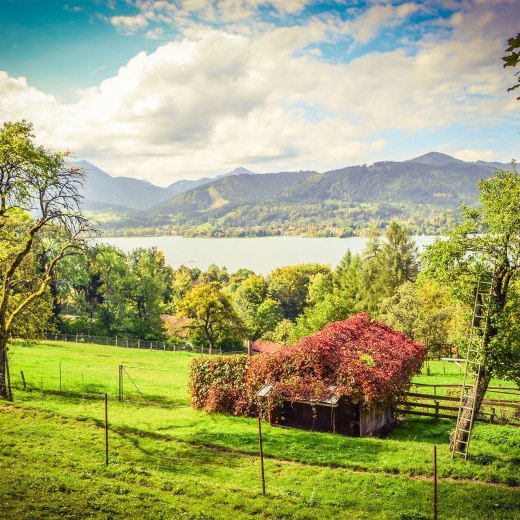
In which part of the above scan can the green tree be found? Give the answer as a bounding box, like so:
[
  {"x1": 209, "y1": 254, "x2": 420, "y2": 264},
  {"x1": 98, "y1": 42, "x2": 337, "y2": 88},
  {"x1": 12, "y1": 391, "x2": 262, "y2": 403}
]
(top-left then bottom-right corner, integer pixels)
[
  {"x1": 232, "y1": 274, "x2": 269, "y2": 339},
  {"x1": 267, "y1": 264, "x2": 330, "y2": 321},
  {"x1": 177, "y1": 282, "x2": 245, "y2": 354},
  {"x1": 0, "y1": 121, "x2": 93, "y2": 399},
  {"x1": 422, "y1": 166, "x2": 520, "y2": 452},
  {"x1": 356, "y1": 221, "x2": 418, "y2": 314},
  {"x1": 126, "y1": 247, "x2": 171, "y2": 339},
  {"x1": 378, "y1": 221, "x2": 419, "y2": 292},
  {"x1": 502, "y1": 33, "x2": 520, "y2": 99}
]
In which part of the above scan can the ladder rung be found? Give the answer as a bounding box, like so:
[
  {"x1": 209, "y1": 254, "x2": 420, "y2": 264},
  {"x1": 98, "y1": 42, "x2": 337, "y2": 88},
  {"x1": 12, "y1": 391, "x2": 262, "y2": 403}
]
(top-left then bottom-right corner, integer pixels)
[{"x1": 456, "y1": 428, "x2": 471, "y2": 434}]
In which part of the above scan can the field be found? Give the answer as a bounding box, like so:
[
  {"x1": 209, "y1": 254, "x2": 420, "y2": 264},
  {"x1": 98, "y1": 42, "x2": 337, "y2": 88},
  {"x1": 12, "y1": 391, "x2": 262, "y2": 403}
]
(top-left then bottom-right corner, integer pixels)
[{"x1": 1, "y1": 340, "x2": 519, "y2": 519}]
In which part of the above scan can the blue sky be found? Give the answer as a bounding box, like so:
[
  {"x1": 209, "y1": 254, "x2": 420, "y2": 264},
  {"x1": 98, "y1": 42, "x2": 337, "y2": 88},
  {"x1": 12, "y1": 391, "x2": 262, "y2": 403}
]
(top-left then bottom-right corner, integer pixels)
[{"x1": 0, "y1": 0, "x2": 518, "y2": 185}]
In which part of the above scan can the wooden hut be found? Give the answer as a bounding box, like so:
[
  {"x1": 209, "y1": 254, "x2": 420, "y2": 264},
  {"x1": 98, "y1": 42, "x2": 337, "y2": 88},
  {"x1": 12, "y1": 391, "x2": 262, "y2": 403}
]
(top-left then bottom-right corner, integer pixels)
[
  {"x1": 258, "y1": 384, "x2": 394, "y2": 437},
  {"x1": 252, "y1": 313, "x2": 424, "y2": 437}
]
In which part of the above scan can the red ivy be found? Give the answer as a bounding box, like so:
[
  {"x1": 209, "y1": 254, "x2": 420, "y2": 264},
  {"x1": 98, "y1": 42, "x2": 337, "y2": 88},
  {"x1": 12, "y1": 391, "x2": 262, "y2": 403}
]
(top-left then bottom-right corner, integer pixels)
[{"x1": 189, "y1": 313, "x2": 425, "y2": 416}]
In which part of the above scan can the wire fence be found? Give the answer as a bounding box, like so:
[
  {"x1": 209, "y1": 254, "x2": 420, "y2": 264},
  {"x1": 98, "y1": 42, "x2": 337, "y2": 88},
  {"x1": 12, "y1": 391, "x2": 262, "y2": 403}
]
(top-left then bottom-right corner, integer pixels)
[
  {"x1": 43, "y1": 332, "x2": 245, "y2": 355},
  {"x1": 12, "y1": 360, "x2": 191, "y2": 408}
]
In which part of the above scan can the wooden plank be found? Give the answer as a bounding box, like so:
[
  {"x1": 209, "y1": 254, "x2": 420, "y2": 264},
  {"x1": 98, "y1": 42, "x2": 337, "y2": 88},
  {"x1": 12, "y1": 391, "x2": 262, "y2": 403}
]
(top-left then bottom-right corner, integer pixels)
[
  {"x1": 482, "y1": 400, "x2": 520, "y2": 410},
  {"x1": 412, "y1": 382, "x2": 519, "y2": 392},
  {"x1": 406, "y1": 392, "x2": 460, "y2": 402},
  {"x1": 397, "y1": 409, "x2": 456, "y2": 419},
  {"x1": 397, "y1": 402, "x2": 460, "y2": 412}
]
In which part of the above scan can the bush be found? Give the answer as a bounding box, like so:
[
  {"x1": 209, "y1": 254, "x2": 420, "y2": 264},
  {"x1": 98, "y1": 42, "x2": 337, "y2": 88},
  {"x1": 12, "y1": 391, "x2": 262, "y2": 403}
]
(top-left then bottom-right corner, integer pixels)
[{"x1": 189, "y1": 355, "x2": 253, "y2": 414}]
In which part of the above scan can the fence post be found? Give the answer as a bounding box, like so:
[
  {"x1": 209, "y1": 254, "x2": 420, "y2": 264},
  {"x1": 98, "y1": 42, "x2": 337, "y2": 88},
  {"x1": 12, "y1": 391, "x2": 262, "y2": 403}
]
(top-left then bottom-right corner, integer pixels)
[
  {"x1": 115, "y1": 336, "x2": 118, "y2": 347},
  {"x1": 20, "y1": 371, "x2": 26, "y2": 390},
  {"x1": 105, "y1": 393, "x2": 109, "y2": 466},
  {"x1": 433, "y1": 445, "x2": 438, "y2": 520},
  {"x1": 118, "y1": 365, "x2": 123, "y2": 402},
  {"x1": 258, "y1": 412, "x2": 266, "y2": 495},
  {"x1": 435, "y1": 400, "x2": 439, "y2": 418}
]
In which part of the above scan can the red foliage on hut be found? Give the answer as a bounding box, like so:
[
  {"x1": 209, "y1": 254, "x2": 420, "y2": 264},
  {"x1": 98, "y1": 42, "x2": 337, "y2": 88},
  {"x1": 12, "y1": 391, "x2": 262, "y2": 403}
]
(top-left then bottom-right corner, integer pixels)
[
  {"x1": 189, "y1": 313, "x2": 424, "y2": 437},
  {"x1": 249, "y1": 313, "x2": 425, "y2": 436}
]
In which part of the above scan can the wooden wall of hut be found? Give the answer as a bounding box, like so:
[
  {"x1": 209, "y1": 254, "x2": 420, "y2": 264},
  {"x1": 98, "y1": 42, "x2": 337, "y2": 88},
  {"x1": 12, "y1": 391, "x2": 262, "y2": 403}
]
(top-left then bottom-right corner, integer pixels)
[{"x1": 268, "y1": 399, "x2": 394, "y2": 437}]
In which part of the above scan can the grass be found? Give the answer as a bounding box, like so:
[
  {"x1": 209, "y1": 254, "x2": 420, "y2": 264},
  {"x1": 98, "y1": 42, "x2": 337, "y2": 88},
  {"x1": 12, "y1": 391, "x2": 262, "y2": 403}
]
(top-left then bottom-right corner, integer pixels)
[{"x1": 1, "y1": 340, "x2": 519, "y2": 519}]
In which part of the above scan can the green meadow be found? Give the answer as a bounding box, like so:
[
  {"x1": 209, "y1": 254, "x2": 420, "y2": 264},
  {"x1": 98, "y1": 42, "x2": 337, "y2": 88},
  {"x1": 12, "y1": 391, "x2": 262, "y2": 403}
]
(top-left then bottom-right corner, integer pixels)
[{"x1": 1, "y1": 340, "x2": 519, "y2": 519}]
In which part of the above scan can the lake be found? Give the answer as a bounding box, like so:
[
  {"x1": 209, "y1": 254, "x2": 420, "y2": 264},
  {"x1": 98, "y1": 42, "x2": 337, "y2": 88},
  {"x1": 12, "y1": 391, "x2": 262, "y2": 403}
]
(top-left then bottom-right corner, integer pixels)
[{"x1": 100, "y1": 235, "x2": 439, "y2": 275}]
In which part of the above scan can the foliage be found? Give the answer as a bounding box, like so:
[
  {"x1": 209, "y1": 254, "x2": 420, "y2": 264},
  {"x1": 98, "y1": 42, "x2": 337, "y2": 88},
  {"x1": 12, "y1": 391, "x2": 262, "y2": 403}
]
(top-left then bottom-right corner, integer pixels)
[
  {"x1": 177, "y1": 281, "x2": 246, "y2": 353},
  {"x1": 247, "y1": 313, "x2": 424, "y2": 411},
  {"x1": 189, "y1": 313, "x2": 424, "y2": 418},
  {"x1": 267, "y1": 263, "x2": 330, "y2": 320},
  {"x1": 0, "y1": 120, "x2": 94, "y2": 398},
  {"x1": 378, "y1": 280, "x2": 463, "y2": 359},
  {"x1": 188, "y1": 355, "x2": 252, "y2": 414},
  {"x1": 56, "y1": 244, "x2": 170, "y2": 340},
  {"x1": 422, "y1": 166, "x2": 520, "y2": 381},
  {"x1": 502, "y1": 33, "x2": 520, "y2": 98}
]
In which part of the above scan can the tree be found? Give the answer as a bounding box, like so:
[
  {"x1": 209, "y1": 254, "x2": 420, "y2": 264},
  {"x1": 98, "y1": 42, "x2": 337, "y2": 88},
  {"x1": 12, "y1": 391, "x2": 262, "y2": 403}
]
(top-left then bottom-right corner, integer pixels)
[
  {"x1": 356, "y1": 221, "x2": 418, "y2": 314},
  {"x1": 267, "y1": 264, "x2": 330, "y2": 321},
  {"x1": 502, "y1": 33, "x2": 520, "y2": 99},
  {"x1": 378, "y1": 221, "x2": 419, "y2": 293},
  {"x1": 57, "y1": 244, "x2": 130, "y2": 336},
  {"x1": 378, "y1": 280, "x2": 461, "y2": 359},
  {"x1": 0, "y1": 121, "x2": 93, "y2": 399},
  {"x1": 177, "y1": 282, "x2": 245, "y2": 354},
  {"x1": 126, "y1": 247, "x2": 171, "y2": 339},
  {"x1": 422, "y1": 166, "x2": 520, "y2": 452}
]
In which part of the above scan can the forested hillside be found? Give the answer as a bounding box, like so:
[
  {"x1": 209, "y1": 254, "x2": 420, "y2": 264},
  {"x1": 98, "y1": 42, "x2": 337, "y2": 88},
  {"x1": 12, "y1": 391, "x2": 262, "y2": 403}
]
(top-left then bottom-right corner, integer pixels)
[{"x1": 78, "y1": 152, "x2": 508, "y2": 237}]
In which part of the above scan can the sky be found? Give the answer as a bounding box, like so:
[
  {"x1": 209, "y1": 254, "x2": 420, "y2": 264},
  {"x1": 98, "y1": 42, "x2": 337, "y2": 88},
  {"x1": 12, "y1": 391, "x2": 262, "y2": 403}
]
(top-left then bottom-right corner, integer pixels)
[{"x1": 0, "y1": 0, "x2": 518, "y2": 186}]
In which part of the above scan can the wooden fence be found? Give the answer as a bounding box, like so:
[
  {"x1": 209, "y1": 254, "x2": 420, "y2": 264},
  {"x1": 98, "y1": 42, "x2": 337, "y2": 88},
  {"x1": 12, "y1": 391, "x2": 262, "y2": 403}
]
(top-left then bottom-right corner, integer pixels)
[{"x1": 398, "y1": 383, "x2": 520, "y2": 426}]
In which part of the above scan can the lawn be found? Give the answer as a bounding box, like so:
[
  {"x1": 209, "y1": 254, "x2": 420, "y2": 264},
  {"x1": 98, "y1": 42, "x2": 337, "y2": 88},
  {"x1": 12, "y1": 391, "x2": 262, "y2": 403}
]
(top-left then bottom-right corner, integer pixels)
[{"x1": 1, "y1": 340, "x2": 519, "y2": 519}]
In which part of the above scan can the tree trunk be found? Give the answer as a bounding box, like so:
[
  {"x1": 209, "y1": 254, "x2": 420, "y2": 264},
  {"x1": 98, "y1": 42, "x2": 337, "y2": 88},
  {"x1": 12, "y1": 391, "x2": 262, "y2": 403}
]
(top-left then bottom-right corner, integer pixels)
[
  {"x1": 0, "y1": 335, "x2": 12, "y2": 401},
  {"x1": 450, "y1": 371, "x2": 492, "y2": 453}
]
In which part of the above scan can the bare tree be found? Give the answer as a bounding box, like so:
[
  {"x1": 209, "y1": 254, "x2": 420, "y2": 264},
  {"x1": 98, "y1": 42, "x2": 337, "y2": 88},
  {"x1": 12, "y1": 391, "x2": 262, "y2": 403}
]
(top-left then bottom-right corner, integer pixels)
[{"x1": 0, "y1": 120, "x2": 96, "y2": 399}]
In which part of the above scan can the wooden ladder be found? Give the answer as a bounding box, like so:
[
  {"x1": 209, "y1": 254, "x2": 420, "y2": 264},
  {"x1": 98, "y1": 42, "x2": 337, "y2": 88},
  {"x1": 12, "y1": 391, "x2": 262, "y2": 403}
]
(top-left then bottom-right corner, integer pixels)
[{"x1": 451, "y1": 271, "x2": 493, "y2": 459}]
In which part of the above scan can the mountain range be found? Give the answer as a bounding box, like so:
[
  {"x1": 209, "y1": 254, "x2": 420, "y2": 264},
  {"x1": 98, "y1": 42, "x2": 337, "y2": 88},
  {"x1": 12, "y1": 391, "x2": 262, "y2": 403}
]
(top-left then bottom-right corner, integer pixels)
[{"x1": 73, "y1": 152, "x2": 510, "y2": 236}]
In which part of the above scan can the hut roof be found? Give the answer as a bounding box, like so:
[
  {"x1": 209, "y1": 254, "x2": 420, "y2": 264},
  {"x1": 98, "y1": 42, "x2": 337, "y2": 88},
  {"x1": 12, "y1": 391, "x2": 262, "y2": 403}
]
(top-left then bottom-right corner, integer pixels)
[
  {"x1": 247, "y1": 313, "x2": 425, "y2": 408},
  {"x1": 251, "y1": 339, "x2": 282, "y2": 354}
]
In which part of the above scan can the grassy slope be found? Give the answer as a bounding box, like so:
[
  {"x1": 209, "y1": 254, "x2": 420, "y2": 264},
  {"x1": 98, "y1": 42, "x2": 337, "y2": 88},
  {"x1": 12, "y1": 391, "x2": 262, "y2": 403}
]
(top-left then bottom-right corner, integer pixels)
[{"x1": 1, "y1": 340, "x2": 519, "y2": 519}]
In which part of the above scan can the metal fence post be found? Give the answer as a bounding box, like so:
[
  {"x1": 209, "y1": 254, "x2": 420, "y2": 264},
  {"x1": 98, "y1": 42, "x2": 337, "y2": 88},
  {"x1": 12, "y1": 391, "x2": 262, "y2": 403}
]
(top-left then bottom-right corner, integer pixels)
[
  {"x1": 105, "y1": 393, "x2": 109, "y2": 466},
  {"x1": 118, "y1": 365, "x2": 123, "y2": 402},
  {"x1": 433, "y1": 445, "x2": 438, "y2": 520}
]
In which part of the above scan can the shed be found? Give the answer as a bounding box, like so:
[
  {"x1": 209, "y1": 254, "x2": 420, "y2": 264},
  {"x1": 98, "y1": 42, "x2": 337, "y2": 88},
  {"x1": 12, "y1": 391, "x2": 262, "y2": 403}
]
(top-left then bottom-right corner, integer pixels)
[
  {"x1": 257, "y1": 384, "x2": 394, "y2": 437},
  {"x1": 251, "y1": 313, "x2": 424, "y2": 437}
]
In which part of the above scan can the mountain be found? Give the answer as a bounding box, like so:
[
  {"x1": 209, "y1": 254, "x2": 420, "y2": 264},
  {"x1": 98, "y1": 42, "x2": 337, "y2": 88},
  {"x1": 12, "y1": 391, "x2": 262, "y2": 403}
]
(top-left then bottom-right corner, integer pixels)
[
  {"x1": 406, "y1": 151, "x2": 466, "y2": 166},
  {"x1": 166, "y1": 167, "x2": 256, "y2": 197},
  {"x1": 155, "y1": 170, "x2": 316, "y2": 215},
  {"x1": 75, "y1": 152, "x2": 510, "y2": 236},
  {"x1": 74, "y1": 160, "x2": 173, "y2": 211}
]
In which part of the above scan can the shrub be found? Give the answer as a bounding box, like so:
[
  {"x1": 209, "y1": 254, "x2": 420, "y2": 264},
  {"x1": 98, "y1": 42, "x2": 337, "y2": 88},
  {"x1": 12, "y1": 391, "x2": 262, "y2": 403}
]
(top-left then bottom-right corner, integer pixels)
[{"x1": 189, "y1": 355, "x2": 253, "y2": 414}]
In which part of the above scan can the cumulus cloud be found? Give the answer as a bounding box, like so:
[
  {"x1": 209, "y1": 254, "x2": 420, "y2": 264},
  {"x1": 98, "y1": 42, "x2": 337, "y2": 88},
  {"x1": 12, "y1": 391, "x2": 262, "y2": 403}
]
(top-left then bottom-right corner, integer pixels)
[
  {"x1": 0, "y1": 0, "x2": 518, "y2": 184},
  {"x1": 110, "y1": 14, "x2": 149, "y2": 33},
  {"x1": 451, "y1": 149, "x2": 497, "y2": 162}
]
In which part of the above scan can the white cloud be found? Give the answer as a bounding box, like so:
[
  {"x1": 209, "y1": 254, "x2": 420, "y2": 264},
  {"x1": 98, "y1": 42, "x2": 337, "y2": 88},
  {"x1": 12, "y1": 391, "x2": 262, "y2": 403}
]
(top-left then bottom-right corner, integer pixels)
[
  {"x1": 110, "y1": 14, "x2": 149, "y2": 33},
  {"x1": 451, "y1": 149, "x2": 497, "y2": 162},
  {"x1": 0, "y1": 1, "x2": 518, "y2": 185},
  {"x1": 341, "y1": 2, "x2": 423, "y2": 44}
]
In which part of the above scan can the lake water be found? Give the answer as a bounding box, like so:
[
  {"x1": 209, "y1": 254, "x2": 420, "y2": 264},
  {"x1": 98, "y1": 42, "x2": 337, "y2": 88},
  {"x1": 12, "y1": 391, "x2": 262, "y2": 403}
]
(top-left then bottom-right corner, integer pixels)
[{"x1": 100, "y1": 235, "x2": 439, "y2": 275}]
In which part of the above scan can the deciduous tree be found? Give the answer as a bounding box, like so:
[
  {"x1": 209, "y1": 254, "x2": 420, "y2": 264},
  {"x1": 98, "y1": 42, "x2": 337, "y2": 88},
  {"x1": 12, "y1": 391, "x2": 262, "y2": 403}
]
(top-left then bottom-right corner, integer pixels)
[
  {"x1": 422, "y1": 166, "x2": 520, "y2": 452},
  {"x1": 0, "y1": 121, "x2": 94, "y2": 399}
]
